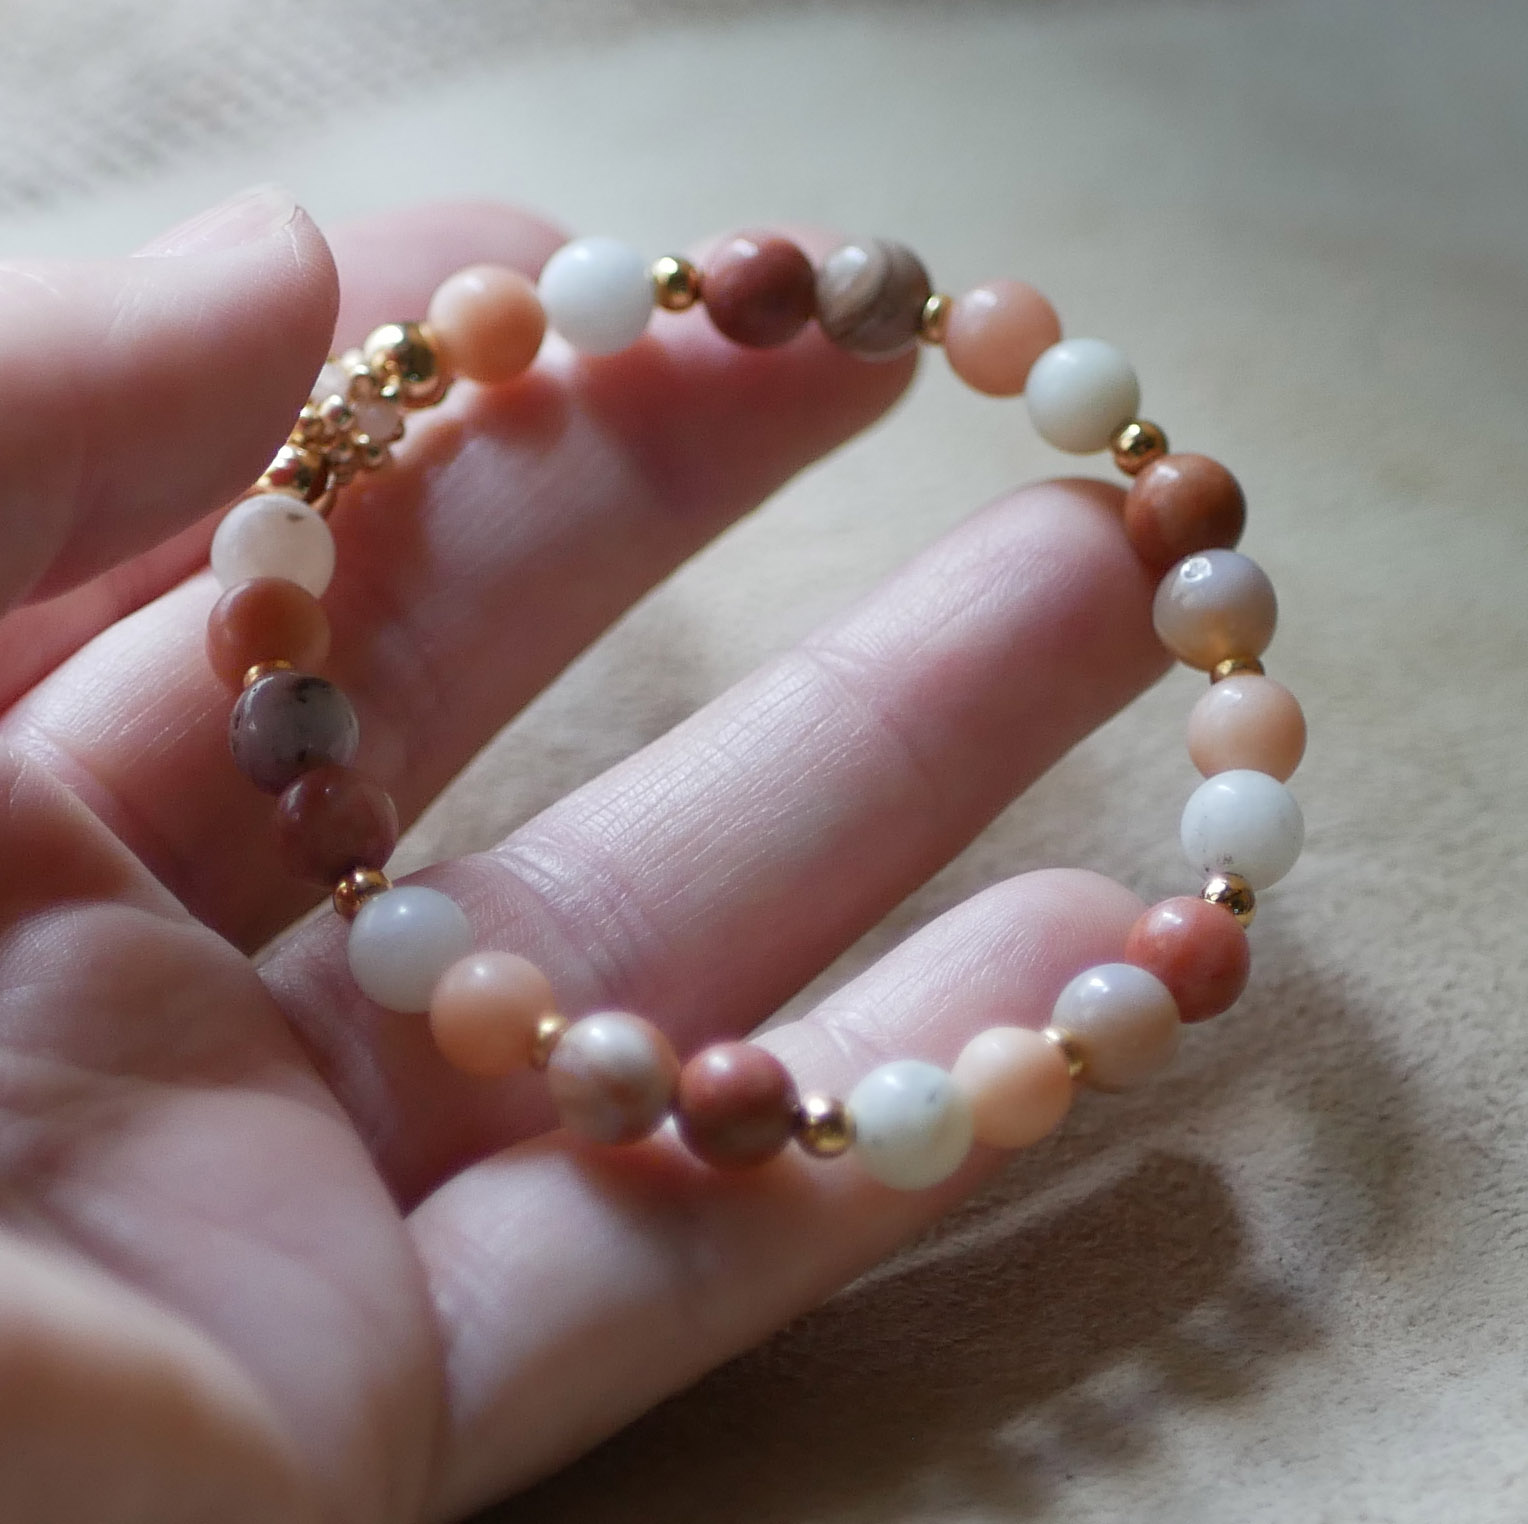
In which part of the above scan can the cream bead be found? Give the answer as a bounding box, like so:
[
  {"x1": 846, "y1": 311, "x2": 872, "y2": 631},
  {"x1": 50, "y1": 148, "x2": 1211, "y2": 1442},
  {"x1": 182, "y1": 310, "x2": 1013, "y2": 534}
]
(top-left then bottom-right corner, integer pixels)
[
  {"x1": 537, "y1": 236, "x2": 653, "y2": 355},
  {"x1": 847, "y1": 1060, "x2": 974, "y2": 1190},
  {"x1": 347, "y1": 885, "x2": 473, "y2": 1014},
  {"x1": 1152, "y1": 549, "x2": 1278, "y2": 670},
  {"x1": 1180, "y1": 768, "x2": 1305, "y2": 889},
  {"x1": 211, "y1": 494, "x2": 336, "y2": 597},
  {"x1": 1024, "y1": 338, "x2": 1141, "y2": 453},
  {"x1": 951, "y1": 1026, "x2": 1073, "y2": 1149},
  {"x1": 1050, "y1": 963, "x2": 1180, "y2": 1092}
]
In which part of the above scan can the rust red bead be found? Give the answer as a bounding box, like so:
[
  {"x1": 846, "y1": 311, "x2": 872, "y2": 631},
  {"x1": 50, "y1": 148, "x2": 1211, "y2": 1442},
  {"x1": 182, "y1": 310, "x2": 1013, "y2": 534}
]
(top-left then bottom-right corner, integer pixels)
[
  {"x1": 675, "y1": 1043, "x2": 800, "y2": 1169},
  {"x1": 1124, "y1": 896, "x2": 1251, "y2": 1023},
  {"x1": 1122, "y1": 453, "x2": 1246, "y2": 570},
  {"x1": 273, "y1": 764, "x2": 398, "y2": 883},
  {"x1": 702, "y1": 234, "x2": 817, "y2": 348}
]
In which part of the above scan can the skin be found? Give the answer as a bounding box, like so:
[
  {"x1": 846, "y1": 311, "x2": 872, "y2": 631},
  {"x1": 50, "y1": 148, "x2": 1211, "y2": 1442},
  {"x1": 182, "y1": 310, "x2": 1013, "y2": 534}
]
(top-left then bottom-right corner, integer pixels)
[{"x1": 0, "y1": 191, "x2": 1169, "y2": 1522}]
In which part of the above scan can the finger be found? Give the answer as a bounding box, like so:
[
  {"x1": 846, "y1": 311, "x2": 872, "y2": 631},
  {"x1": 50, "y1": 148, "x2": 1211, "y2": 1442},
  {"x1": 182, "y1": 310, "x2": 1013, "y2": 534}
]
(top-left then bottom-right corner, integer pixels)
[
  {"x1": 5, "y1": 216, "x2": 914, "y2": 946},
  {"x1": 264, "y1": 477, "x2": 1166, "y2": 1203},
  {"x1": 411, "y1": 868, "x2": 1145, "y2": 1514},
  {"x1": 0, "y1": 185, "x2": 337, "y2": 608}
]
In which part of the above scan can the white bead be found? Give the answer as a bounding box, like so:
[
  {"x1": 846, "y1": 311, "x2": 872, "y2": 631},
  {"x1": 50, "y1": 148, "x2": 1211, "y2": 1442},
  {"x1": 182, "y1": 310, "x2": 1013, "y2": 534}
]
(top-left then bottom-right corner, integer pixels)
[
  {"x1": 347, "y1": 886, "x2": 473, "y2": 1014},
  {"x1": 210, "y1": 493, "x2": 336, "y2": 597},
  {"x1": 1025, "y1": 338, "x2": 1141, "y2": 453},
  {"x1": 847, "y1": 1059, "x2": 974, "y2": 1191},
  {"x1": 351, "y1": 396, "x2": 401, "y2": 443},
  {"x1": 1181, "y1": 768, "x2": 1305, "y2": 890},
  {"x1": 537, "y1": 236, "x2": 654, "y2": 355},
  {"x1": 1051, "y1": 963, "x2": 1180, "y2": 1091}
]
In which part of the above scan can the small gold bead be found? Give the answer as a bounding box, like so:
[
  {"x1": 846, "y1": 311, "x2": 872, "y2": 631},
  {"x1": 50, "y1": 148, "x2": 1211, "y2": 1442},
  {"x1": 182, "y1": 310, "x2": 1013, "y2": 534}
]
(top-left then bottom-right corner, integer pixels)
[
  {"x1": 794, "y1": 1093, "x2": 854, "y2": 1158},
  {"x1": 1211, "y1": 656, "x2": 1266, "y2": 683},
  {"x1": 241, "y1": 659, "x2": 294, "y2": 689},
  {"x1": 919, "y1": 292, "x2": 953, "y2": 345},
  {"x1": 361, "y1": 321, "x2": 451, "y2": 408},
  {"x1": 1201, "y1": 872, "x2": 1257, "y2": 927},
  {"x1": 1110, "y1": 419, "x2": 1170, "y2": 477},
  {"x1": 651, "y1": 254, "x2": 703, "y2": 311},
  {"x1": 257, "y1": 443, "x2": 330, "y2": 503},
  {"x1": 333, "y1": 867, "x2": 393, "y2": 920},
  {"x1": 529, "y1": 1012, "x2": 570, "y2": 1071},
  {"x1": 1043, "y1": 1026, "x2": 1086, "y2": 1081}
]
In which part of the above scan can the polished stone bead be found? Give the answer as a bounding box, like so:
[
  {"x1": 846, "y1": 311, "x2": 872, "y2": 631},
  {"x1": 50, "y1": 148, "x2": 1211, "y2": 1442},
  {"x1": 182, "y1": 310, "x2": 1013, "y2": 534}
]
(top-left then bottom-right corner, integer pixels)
[
  {"x1": 847, "y1": 1059, "x2": 974, "y2": 1190},
  {"x1": 347, "y1": 885, "x2": 473, "y2": 1014},
  {"x1": 210, "y1": 493, "x2": 336, "y2": 597},
  {"x1": 701, "y1": 233, "x2": 817, "y2": 348},
  {"x1": 428, "y1": 952, "x2": 557, "y2": 1077},
  {"x1": 1124, "y1": 896, "x2": 1250, "y2": 1023},
  {"x1": 427, "y1": 264, "x2": 546, "y2": 384},
  {"x1": 943, "y1": 279, "x2": 1062, "y2": 396},
  {"x1": 1153, "y1": 549, "x2": 1278, "y2": 670},
  {"x1": 546, "y1": 1012, "x2": 680, "y2": 1144},
  {"x1": 537, "y1": 236, "x2": 653, "y2": 355},
  {"x1": 1050, "y1": 963, "x2": 1181, "y2": 1092},
  {"x1": 951, "y1": 1025, "x2": 1074, "y2": 1149},
  {"x1": 1025, "y1": 338, "x2": 1141, "y2": 454},
  {"x1": 815, "y1": 239, "x2": 931, "y2": 359},
  {"x1": 1187, "y1": 673, "x2": 1306, "y2": 781},
  {"x1": 273, "y1": 765, "x2": 398, "y2": 883},
  {"x1": 228, "y1": 671, "x2": 358, "y2": 794},
  {"x1": 675, "y1": 1042, "x2": 800, "y2": 1168},
  {"x1": 1181, "y1": 769, "x2": 1304, "y2": 889},
  {"x1": 1123, "y1": 453, "x2": 1247, "y2": 570},
  {"x1": 205, "y1": 577, "x2": 331, "y2": 692}
]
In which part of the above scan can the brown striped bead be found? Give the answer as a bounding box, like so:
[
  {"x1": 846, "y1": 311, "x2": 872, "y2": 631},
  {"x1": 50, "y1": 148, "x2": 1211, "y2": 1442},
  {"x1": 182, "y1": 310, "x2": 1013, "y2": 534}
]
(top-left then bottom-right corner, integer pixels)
[
  {"x1": 815, "y1": 239, "x2": 931, "y2": 359},
  {"x1": 206, "y1": 578, "x2": 330, "y2": 691},
  {"x1": 702, "y1": 234, "x2": 817, "y2": 348},
  {"x1": 676, "y1": 1043, "x2": 799, "y2": 1169}
]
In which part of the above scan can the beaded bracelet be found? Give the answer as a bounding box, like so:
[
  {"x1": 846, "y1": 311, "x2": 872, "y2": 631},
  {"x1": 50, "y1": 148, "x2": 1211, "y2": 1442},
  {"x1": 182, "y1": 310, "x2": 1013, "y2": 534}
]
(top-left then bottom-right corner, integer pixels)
[{"x1": 205, "y1": 230, "x2": 1306, "y2": 1190}]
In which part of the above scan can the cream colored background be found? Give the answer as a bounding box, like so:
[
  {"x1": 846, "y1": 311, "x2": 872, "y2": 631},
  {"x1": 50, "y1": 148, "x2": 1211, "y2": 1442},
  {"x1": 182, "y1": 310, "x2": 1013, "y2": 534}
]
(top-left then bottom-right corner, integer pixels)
[{"x1": 3, "y1": 1, "x2": 1525, "y2": 1519}]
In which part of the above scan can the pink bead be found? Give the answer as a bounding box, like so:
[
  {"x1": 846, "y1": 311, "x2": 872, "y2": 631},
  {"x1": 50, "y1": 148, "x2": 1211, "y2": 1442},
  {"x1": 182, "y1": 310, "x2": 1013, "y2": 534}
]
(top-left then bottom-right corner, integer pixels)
[
  {"x1": 1187, "y1": 674, "x2": 1306, "y2": 781},
  {"x1": 1124, "y1": 897, "x2": 1250, "y2": 1023},
  {"x1": 428, "y1": 952, "x2": 556, "y2": 1077},
  {"x1": 426, "y1": 264, "x2": 546, "y2": 385},
  {"x1": 951, "y1": 1026, "x2": 1073, "y2": 1149},
  {"x1": 943, "y1": 279, "x2": 1062, "y2": 397},
  {"x1": 546, "y1": 1011, "x2": 680, "y2": 1144}
]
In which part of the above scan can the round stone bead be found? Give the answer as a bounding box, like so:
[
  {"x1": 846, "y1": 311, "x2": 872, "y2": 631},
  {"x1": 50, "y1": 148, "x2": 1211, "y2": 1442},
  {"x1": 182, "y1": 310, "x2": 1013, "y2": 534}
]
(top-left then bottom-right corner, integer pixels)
[
  {"x1": 1050, "y1": 963, "x2": 1181, "y2": 1092},
  {"x1": 537, "y1": 236, "x2": 653, "y2": 356},
  {"x1": 273, "y1": 765, "x2": 398, "y2": 883},
  {"x1": 1123, "y1": 453, "x2": 1247, "y2": 570},
  {"x1": 701, "y1": 233, "x2": 817, "y2": 349},
  {"x1": 1124, "y1": 897, "x2": 1250, "y2": 1023},
  {"x1": 1187, "y1": 673, "x2": 1307, "y2": 781},
  {"x1": 351, "y1": 395, "x2": 402, "y2": 444},
  {"x1": 1181, "y1": 768, "x2": 1304, "y2": 890},
  {"x1": 1024, "y1": 339, "x2": 1141, "y2": 453},
  {"x1": 205, "y1": 577, "x2": 330, "y2": 691},
  {"x1": 546, "y1": 1012, "x2": 680, "y2": 1144},
  {"x1": 951, "y1": 1026, "x2": 1073, "y2": 1149},
  {"x1": 427, "y1": 264, "x2": 547, "y2": 384},
  {"x1": 210, "y1": 493, "x2": 336, "y2": 598},
  {"x1": 815, "y1": 239, "x2": 931, "y2": 360},
  {"x1": 1152, "y1": 549, "x2": 1278, "y2": 670},
  {"x1": 675, "y1": 1042, "x2": 800, "y2": 1169},
  {"x1": 847, "y1": 1060, "x2": 974, "y2": 1191},
  {"x1": 348, "y1": 885, "x2": 473, "y2": 1014},
  {"x1": 943, "y1": 279, "x2": 1062, "y2": 396},
  {"x1": 229, "y1": 671, "x2": 359, "y2": 794},
  {"x1": 428, "y1": 952, "x2": 557, "y2": 1077}
]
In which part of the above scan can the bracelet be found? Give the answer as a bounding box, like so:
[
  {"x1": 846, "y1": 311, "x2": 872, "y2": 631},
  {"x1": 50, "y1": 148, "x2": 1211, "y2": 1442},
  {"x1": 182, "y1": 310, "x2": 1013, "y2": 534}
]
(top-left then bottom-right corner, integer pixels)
[{"x1": 204, "y1": 230, "x2": 1306, "y2": 1191}]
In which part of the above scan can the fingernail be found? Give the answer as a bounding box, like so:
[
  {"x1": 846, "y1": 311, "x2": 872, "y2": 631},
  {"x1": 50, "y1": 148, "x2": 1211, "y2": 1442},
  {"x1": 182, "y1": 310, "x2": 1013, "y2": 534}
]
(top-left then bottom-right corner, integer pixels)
[{"x1": 136, "y1": 184, "x2": 299, "y2": 256}]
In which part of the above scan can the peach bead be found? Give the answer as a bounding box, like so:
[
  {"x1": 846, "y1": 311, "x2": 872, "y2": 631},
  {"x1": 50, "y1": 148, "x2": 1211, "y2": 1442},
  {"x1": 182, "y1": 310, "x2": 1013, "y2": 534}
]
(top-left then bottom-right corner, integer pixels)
[
  {"x1": 1124, "y1": 897, "x2": 1250, "y2": 1023},
  {"x1": 426, "y1": 264, "x2": 546, "y2": 385},
  {"x1": 951, "y1": 1026, "x2": 1073, "y2": 1149},
  {"x1": 428, "y1": 952, "x2": 556, "y2": 1077},
  {"x1": 943, "y1": 279, "x2": 1062, "y2": 397},
  {"x1": 1187, "y1": 674, "x2": 1307, "y2": 781},
  {"x1": 206, "y1": 577, "x2": 330, "y2": 690}
]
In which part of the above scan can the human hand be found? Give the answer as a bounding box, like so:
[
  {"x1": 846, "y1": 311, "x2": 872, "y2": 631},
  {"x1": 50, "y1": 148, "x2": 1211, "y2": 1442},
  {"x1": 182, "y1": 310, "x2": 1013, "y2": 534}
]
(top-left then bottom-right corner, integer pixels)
[{"x1": 0, "y1": 189, "x2": 1166, "y2": 1522}]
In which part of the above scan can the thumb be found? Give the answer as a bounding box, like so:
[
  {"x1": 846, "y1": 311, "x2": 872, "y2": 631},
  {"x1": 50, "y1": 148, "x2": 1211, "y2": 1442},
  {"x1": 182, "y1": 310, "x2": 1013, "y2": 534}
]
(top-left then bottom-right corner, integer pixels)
[{"x1": 0, "y1": 184, "x2": 339, "y2": 606}]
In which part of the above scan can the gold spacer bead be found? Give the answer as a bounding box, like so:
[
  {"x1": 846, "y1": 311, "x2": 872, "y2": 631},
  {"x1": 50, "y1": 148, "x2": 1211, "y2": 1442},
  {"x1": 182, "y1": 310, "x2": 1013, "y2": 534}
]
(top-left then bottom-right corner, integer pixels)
[
  {"x1": 257, "y1": 443, "x2": 330, "y2": 504},
  {"x1": 242, "y1": 658, "x2": 294, "y2": 689},
  {"x1": 1043, "y1": 1026, "x2": 1086, "y2": 1081},
  {"x1": 529, "y1": 1012, "x2": 570, "y2": 1071},
  {"x1": 1201, "y1": 872, "x2": 1257, "y2": 927},
  {"x1": 651, "y1": 254, "x2": 703, "y2": 311},
  {"x1": 794, "y1": 1093, "x2": 854, "y2": 1158},
  {"x1": 1110, "y1": 419, "x2": 1170, "y2": 477},
  {"x1": 1211, "y1": 656, "x2": 1266, "y2": 683},
  {"x1": 333, "y1": 867, "x2": 393, "y2": 920},
  {"x1": 919, "y1": 292, "x2": 953, "y2": 345},
  {"x1": 361, "y1": 321, "x2": 451, "y2": 408}
]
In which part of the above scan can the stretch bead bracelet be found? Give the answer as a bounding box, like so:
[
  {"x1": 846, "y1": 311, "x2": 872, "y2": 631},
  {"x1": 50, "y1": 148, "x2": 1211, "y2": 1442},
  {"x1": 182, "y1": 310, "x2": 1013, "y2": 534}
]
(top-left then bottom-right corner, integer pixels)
[{"x1": 204, "y1": 230, "x2": 1307, "y2": 1190}]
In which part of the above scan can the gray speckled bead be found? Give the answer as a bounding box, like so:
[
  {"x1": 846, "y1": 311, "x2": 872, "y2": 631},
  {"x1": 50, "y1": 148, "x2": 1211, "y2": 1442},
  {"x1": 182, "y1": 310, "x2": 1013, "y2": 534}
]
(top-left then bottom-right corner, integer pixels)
[
  {"x1": 229, "y1": 671, "x2": 359, "y2": 794},
  {"x1": 815, "y1": 239, "x2": 932, "y2": 359}
]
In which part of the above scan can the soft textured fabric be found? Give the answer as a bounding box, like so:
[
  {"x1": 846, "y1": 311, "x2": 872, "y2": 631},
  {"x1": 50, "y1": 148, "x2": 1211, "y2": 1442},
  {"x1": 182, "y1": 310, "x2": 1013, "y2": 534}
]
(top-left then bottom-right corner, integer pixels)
[{"x1": 2, "y1": 1, "x2": 1523, "y2": 1519}]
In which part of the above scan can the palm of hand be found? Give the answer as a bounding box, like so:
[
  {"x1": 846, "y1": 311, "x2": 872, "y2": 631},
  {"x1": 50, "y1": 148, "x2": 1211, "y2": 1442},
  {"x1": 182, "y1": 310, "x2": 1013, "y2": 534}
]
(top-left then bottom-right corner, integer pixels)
[{"x1": 0, "y1": 196, "x2": 1164, "y2": 1522}]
